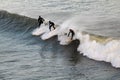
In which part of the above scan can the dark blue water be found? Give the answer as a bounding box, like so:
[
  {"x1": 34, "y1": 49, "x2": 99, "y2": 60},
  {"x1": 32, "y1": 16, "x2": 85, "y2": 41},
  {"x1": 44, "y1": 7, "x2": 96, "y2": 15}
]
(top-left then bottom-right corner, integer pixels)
[{"x1": 0, "y1": 11, "x2": 120, "y2": 80}]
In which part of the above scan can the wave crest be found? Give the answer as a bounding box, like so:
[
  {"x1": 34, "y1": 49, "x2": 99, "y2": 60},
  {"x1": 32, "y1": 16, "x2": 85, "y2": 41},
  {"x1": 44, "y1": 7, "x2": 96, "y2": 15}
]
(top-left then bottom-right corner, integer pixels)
[{"x1": 32, "y1": 15, "x2": 120, "y2": 68}]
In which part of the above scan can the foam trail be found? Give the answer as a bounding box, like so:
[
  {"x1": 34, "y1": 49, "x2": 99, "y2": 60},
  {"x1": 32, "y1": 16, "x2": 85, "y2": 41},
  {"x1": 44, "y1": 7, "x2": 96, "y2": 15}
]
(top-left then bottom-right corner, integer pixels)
[
  {"x1": 41, "y1": 27, "x2": 59, "y2": 40},
  {"x1": 32, "y1": 15, "x2": 120, "y2": 68},
  {"x1": 32, "y1": 20, "x2": 49, "y2": 36},
  {"x1": 32, "y1": 27, "x2": 47, "y2": 36}
]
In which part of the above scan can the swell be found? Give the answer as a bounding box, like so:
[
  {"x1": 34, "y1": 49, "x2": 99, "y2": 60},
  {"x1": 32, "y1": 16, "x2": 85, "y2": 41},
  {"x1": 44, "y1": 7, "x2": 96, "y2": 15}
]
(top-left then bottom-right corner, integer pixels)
[
  {"x1": 1, "y1": 10, "x2": 120, "y2": 68},
  {"x1": 0, "y1": 10, "x2": 79, "y2": 55},
  {"x1": 0, "y1": 11, "x2": 38, "y2": 40},
  {"x1": 32, "y1": 15, "x2": 120, "y2": 68}
]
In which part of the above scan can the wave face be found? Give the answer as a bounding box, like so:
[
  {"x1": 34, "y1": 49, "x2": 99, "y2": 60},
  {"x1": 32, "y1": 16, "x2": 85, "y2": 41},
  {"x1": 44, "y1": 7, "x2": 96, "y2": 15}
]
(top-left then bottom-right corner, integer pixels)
[
  {"x1": 32, "y1": 15, "x2": 120, "y2": 68},
  {"x1": 1, "y1": 11, "x2": 120, "y2": 80},
  {"x1": 1, "y1": 0, "x2": 120, "y2": 79}
]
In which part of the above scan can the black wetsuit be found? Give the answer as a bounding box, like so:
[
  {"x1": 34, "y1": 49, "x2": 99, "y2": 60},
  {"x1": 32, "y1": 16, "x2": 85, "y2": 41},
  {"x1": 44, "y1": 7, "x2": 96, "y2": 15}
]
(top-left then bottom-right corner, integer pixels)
[
  {"x1": 68, "y1": 29, "x2": 75, "y2": 40},
  {"x1": 49, "y1": 21, "x2": 55, "y2": 31},
  {"x1": 38, "y1": 16, "x2": 44, "y2": 26}
]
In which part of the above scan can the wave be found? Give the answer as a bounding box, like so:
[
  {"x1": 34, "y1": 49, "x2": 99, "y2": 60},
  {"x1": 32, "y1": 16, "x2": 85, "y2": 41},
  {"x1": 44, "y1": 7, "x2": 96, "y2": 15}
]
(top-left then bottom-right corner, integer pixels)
[
  {"x1": 0, "y1": 10, "x2": 37, "y2": 33},
  {"x1": 1, "y1": 10, "x2": 120, "y2": 68},
  {"x1": 0, "y1": 10, "x2": 42, "y2": 46},
  {"x1": 32, "y1": 15, "x2": 120, "y2": 68}
]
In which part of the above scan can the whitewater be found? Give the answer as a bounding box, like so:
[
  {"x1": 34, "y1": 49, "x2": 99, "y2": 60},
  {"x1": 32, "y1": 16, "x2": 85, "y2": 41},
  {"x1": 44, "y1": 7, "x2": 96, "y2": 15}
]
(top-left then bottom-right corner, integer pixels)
[
  {"x1": 1, "y1": 0, "x2": 120, "y2": 80},
  {"x1": 32, "y1": 15, "x2": 120, "y2": 68},
  {"x1": 1, "y1": 0, "x2": 120, "y2": 68}
]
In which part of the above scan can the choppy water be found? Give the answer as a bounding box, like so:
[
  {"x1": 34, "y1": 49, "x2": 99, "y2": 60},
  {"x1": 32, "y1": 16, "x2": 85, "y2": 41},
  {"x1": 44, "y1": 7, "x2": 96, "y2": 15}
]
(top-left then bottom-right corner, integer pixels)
[{"x1": 0, "y1": 0, "x2": 120, "y2": 80}]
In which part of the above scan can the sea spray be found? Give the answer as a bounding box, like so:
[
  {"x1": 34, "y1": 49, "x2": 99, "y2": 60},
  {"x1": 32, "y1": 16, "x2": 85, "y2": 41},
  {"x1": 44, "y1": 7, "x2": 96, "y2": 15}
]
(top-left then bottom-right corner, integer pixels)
[{"x1": 32, "y1": 15, "x2": 120, "y2": 68}]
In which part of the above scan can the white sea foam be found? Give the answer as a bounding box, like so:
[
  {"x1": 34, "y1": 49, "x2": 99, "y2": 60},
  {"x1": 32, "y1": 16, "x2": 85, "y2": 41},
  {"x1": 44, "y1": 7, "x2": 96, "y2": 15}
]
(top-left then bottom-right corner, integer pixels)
[{"x1": 32, "y1": 15, "x2": 120, "y2": 68}]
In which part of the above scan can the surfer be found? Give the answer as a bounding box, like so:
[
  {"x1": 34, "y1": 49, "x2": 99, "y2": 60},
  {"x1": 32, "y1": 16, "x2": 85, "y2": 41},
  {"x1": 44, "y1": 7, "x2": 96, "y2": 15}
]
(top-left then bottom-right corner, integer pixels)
[
  {"x1": 38, "y1": 16, "x2": 45, "y2": 26},
  {"x1": 68, "y1": 29, "x2": 75, "y2": 40},
  {"x1": 49, "y1": 21, "x2": 55, "y2": 31}
]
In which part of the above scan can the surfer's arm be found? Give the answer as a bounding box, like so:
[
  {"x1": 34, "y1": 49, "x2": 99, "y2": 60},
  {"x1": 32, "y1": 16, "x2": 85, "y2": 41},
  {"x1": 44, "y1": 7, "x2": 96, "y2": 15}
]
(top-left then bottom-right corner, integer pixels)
[
  {"x1": 42, "y1": 18, "x2": 45, "y2": 22},
  {"x1": 68, "y1": 32, "x2": 70, "y2": 37}
]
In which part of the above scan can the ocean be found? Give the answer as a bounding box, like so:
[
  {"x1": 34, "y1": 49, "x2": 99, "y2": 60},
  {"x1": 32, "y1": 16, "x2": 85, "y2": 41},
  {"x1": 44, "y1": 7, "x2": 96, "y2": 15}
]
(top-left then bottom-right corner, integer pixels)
[{"x1": 0, "y1": 0, "x2": 120, "y2": 80}]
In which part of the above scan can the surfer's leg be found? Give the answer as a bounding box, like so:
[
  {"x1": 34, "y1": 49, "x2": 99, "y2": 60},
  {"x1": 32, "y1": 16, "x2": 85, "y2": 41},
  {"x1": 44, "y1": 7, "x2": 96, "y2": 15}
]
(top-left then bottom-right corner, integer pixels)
[
  {"x1": 49, "y1": 25, "x2": 51, "y2": 31},
  {"x1": 71, "y1": 31, "x2": 75, "y2": 40},
  {"x1": 39, "y1": 22, "x2": 41, "y2": 26},
  {"x1": 71, "y1": 33, "x2": 73, "y2": 40},
  {"x1": 53, "y1": 26, "x2": 55, "y2": 30},
  {"x1": 68, "y1": 32, "x2": 70, "y2": 37}
]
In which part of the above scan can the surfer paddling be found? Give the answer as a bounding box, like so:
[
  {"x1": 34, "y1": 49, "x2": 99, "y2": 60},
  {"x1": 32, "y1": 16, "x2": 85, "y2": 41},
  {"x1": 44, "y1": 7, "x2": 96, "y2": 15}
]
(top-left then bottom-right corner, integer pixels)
[
  {"x1": 68, "y1": 29, "x2": 75, "y2": 40},
  {"x1": 38, "y1": 16, "x2": 45, "y2": 27},
  {"x1": 49, "y1": 21, "x2": 55, "y2": 31}
]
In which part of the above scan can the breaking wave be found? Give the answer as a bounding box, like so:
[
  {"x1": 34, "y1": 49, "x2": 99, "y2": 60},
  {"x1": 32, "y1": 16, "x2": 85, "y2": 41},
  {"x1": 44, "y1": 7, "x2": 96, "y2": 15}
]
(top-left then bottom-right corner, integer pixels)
[
  {"x1": 1, "y1": 10, "x2": 120, "y2": 68},
  {"x1": 32, "y1": 15, "x2": 120, "y2": 68}
]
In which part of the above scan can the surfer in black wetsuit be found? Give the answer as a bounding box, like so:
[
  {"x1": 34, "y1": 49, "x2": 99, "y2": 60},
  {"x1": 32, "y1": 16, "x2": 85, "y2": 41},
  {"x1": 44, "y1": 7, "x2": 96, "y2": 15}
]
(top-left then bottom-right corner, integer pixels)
[
  {"x1": 68, "y1": 29, "x2": 75, "y2": 40},
  {"x1": 38, "y1": 16, "x2": 45, "y2": 26},
  {"x1": 49, "y1": 21, "x2": 55, "y2": 31}
]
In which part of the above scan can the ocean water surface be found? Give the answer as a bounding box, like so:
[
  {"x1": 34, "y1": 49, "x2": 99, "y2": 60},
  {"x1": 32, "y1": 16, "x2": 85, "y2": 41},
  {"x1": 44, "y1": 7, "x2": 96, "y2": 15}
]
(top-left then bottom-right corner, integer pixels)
[{"x1": 0, "y1": 0, "x2": 120, "y2": 80}]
